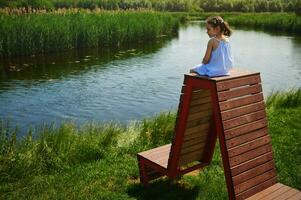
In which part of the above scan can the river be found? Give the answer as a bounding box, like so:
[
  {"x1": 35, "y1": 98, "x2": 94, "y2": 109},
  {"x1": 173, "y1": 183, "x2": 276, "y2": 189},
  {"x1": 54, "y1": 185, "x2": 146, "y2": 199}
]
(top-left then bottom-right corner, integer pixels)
[{"x1": 1, "y1": 21, "x2": 301, "y2": 135}]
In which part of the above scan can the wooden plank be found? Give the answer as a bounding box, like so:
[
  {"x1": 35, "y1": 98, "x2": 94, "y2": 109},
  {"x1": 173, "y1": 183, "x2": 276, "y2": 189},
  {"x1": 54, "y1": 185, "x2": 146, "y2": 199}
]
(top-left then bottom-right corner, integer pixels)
[
  {"x1": 145, "y1": 166, "x2": 164, "y2": 179},
  {"x1": 138, "y1": 144, "x2": 171, "y2": 157},
  {"x1": 258, "y1": 184, "x2": 292, "y2": 200},
  {"x1": 184, "y1": 129, "x2": 209, "y2": 141},
  {"x1": 181, "y1": 142, "x2": 206, "y2": 155},
  {"x1": 142, "y1": 147, "x2": 170, "y2": 161},
  {"x1": 231, "y1": 152, "x2": 274, "y2": 176},
  {"x1": 186, "y1": 116, "x2": 211, "y2": 128},
  {"x1": 187, "y1": 109, "x2": 212, "y2": 121},
  {"x1": 182, "y1": 135, "x2": 208, "y2": 148},
  {"x1": 184, "y1": 123, "x2": 210, "y2": 136},
  {"x1": 225, "y1": 118, "x2": 267, "y2": 140},
  {"x1": 223, "y1": 110, "x2": 266, "y2": 130},
  {"x1": 155, "y1": 155, "x2": 170, "y2": 166},
  {"x1": 226, "y1": 127, "x2": 269, "y2": 149},
  {"x1": 190, "y1": 96, "x2": 212, "y2": 106},
  {"x1": 245, "y1": 183, "x2": 284, "y2": 200},
  {"x1": 216, "y1": 74, "x2": 261, "y2": 91},
  {"x1": 233, "y1": 160, "x2": 275, "y2": 186},
  {"x1": 218, "y1": 84, "x2": 262, "y2": 101},
  {"x1": 234, "y1": 169, "x2": 276, "y2": 194},
  {"x1": 228, "y1": 136, "x2": 271, "y2": 158},
  {"x1": 273, "y1": 188, "x2": 301, "y2": 200},
  {"x1": 191, "y1": 90, "x2": 211, "y2": 100},
  {"x1": 229, "y1": 144, "x2": 273, "y2": 167},
  {"x1": 219, "y1": 93, "x2": 264, "y2": 111},
  {"x1": 221, "y1": 101, "x2": 265, "y2": 121},
  {"x1": 236, "y1": 177, "x2": 277, "y2": 200},
  {"x1": 288, "y1": 192, "x2": 301, "y2": 200},
  {"x1": 188, "y1": 103, "x2": 212, "y2": 114},
  {"x1": 179, "y1": 150, "x2": 204, "y2": 166}
]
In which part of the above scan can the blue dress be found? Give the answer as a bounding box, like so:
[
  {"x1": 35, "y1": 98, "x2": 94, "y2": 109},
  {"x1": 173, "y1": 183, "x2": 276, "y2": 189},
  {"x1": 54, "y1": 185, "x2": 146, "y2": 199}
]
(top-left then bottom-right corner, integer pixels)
[{"x1": 192, "y1": 38, "x2": 233, "y2": 77}]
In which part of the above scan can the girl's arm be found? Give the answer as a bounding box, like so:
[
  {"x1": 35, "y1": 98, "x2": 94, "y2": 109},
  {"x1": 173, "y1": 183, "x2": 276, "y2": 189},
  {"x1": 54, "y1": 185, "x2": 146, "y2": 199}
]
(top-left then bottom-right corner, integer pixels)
[{"x1": 202, "y1": 39, "x2": 214, "y2": 64}]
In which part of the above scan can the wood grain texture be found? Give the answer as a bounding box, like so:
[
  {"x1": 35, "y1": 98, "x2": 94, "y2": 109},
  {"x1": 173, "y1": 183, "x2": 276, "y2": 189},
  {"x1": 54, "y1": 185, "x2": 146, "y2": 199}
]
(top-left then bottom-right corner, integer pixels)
[
  {"x1": 232, "y1": 160, "x2": 275, "y2": 186},
  {"x1": 219, "y1": 93, "x2": 264, "y2": 111},
  {"x1": 226, "y1": 127, "x2": 269, "y2": 149},
  {"x1": 221, "y1": 101, "x2": 265, "y2": 121},
  {"x1": 245, "y1": 183, "x2": 283, "y2": 200},
  {"x1": 224, "y1": 118, "x2": 267, "y2": 140},
  {"x1": 236, "y1": 177, "x2": 277, "y2": 200},
  {"x1": 216, "y1": 74, "x2": 261, "y2": 91},
  {"x1": 234, "y1": 169, "x2": 276, "y2": 194},
  {"x1": 223, "y1": 110, "x2": 266, "y2": 130},
  {"x1": 228, "y1": 136, "x2": 271, "y2": 158},
  {"x1": 229, "y1": 144, "x2": 273, "y2": 167},
  {"x1": 218, "y1": 84, "x2": 262, "y2": 101},
  {"x1": 231, "y1": 152, "x2": 274, "y2": 176}
]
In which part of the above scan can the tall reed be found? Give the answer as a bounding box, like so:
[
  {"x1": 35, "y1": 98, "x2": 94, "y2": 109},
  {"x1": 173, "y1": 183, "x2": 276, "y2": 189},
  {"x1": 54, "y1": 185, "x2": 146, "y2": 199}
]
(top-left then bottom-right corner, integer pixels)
[
  {"x1": 266, "y1": 88, "x2": 301, "y2": 109},
  {"x1": 224, "y1": 12, "x2": 301, "y2": 33},
  {"x1": 0, "y1": 11, "x2": 182, "y2": 58}
]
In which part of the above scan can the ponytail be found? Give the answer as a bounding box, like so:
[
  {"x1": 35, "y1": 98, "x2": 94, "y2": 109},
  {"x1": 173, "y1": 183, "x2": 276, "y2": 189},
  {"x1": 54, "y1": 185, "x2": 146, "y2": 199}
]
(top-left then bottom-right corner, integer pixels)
[
  {"x1": 206, "y1": 16, "x2": 233, "y2": 37},
  {"x1": 223, "y1": 21, "x2": 232, "y2": 37}
]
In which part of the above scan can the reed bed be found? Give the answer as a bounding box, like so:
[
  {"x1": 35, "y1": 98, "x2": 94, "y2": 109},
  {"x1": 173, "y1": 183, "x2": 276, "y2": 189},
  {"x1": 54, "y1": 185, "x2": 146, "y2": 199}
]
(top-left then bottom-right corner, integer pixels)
[
  {"x1": 187, "y1": 12, "x2": 301, "y2": 33},
  {"x1": 224, "y1": 12, "x2": 301, "y2": 33},
  {"x1": 0, "y1": 11, "x2": 182, "y2": 58},
  {"x1": 0, "y1": 90, "x2": 300, "y2": 199}
]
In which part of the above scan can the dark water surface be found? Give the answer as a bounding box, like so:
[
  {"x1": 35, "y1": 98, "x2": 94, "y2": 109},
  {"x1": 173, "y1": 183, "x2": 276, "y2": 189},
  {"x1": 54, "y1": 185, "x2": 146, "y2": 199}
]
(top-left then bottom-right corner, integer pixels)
[{"x1": 1, "y1": 22, "x2": 301, "y2": 135}]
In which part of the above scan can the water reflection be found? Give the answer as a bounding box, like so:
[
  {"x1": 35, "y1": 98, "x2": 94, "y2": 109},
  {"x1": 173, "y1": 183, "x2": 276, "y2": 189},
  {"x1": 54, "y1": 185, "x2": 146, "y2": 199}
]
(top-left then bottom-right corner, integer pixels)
[
  {"x1": 0, "y1": 22, "x2": 300, "y2": 136},
  {"x1": 0, "y1": 37, "x2": 175, "y2": 87}
]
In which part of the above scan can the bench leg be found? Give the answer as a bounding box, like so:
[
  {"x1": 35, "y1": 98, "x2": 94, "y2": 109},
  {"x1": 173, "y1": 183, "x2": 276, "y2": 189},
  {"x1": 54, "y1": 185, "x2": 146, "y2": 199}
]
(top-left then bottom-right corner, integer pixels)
[{"x1": 137, "y1": 156, "x2": 150, "y2": 187}]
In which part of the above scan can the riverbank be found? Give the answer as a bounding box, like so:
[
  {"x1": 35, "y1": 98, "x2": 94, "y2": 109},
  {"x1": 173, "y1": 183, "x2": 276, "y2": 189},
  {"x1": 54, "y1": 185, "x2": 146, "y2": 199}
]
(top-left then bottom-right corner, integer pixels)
[
  {"x1": 1, "y1": 89, "x2": 300, "y2": 199},
  {"x1": 1, "y1": 0, "x2": 300, "y2": 13},
  {"x1": 1, "y1": 11, "x2": 300, "y2": 59},
  {"x1": 188, "y1": 12, "x2": 301, "y2": 34},
  {"x1": 0, "y1": 10, "x2": 183, "y2": 58}
]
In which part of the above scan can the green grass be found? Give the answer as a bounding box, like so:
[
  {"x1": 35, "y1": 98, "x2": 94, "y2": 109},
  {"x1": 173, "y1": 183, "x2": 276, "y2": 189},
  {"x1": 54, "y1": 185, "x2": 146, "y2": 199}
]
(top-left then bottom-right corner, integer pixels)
[
  {"x1": 266, "y1": 88, "x2": 301, "y2": 109},
  {"x1": 0, "y1": 89, "x2": 300, "y2": 199},
  {"x1": 0, "y1": 10, "x2": 183, "y2": 58}
]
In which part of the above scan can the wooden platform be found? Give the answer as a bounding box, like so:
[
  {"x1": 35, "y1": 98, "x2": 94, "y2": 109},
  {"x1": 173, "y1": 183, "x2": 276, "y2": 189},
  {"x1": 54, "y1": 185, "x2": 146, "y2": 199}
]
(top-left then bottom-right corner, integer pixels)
[
  {"x1": 246, "y1": 183, "x2": 301, "y2": 200},
  {"x1": 137, "y1": 68, "x2": 300, "y2": 199}
]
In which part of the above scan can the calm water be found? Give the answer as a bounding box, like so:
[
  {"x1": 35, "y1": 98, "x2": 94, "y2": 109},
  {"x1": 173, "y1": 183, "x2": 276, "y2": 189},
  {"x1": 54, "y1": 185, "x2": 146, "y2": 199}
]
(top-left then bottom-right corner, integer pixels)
[{"x1": 1, "y1": 22, "x2": 301, "y2": 135}]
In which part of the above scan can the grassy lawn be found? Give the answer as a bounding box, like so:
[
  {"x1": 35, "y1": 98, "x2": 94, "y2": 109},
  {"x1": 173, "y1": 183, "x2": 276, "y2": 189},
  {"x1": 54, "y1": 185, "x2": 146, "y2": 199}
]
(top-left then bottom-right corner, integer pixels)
[{"x1": 0, "y1": 89, "x2": 300, "y2": 199}]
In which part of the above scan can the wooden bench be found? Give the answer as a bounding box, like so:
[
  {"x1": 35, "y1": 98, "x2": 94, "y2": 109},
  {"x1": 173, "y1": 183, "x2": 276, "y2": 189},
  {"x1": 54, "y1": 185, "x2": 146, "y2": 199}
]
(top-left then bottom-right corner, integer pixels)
[{"x1": 137, "y1": 68, "x2": 301, "y2": 199}]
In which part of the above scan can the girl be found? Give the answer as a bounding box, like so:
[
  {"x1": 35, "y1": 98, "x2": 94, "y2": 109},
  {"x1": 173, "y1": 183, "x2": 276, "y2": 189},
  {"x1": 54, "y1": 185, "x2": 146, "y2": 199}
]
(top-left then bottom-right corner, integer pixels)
[{"x1": 190, "y1": 16, "x2": 233, "y2": 77}]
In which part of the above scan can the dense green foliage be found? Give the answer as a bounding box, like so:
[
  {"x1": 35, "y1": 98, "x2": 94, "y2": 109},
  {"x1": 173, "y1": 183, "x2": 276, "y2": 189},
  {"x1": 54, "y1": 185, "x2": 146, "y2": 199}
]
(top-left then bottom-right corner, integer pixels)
[
  {"x1": 225, "y1": 12, "x2": 301, "y2": 33},
  {"x1": 0, "y1": 11, "x2": 181, "y2": 57},
  {"x1": 187, "y1": 12, "x2": 301, "y2": 33},
  {"x1": 199, "y1": 0, "x2": 301, "y2": 13},
  {"x1": 0, "y1": 90, "x2": 300, "y2": 199},
  {"x1": 0, "y1": 0, "x2": 301, "y2": 13}
]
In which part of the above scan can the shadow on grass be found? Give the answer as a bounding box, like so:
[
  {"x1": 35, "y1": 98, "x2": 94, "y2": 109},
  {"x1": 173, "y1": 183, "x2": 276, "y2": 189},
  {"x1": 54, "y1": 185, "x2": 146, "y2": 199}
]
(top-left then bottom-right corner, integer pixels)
[{"x1": 127, "y1": 179, "x2": 200, "y2": 200}]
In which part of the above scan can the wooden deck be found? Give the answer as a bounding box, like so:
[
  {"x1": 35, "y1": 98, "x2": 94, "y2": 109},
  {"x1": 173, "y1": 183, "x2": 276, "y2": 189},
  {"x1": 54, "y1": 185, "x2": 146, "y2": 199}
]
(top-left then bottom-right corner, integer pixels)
[{"x1": 246, "y1": 183, "x2": 301, "y2": 200}]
